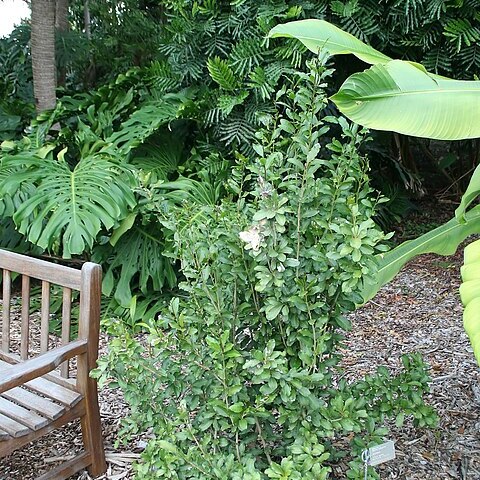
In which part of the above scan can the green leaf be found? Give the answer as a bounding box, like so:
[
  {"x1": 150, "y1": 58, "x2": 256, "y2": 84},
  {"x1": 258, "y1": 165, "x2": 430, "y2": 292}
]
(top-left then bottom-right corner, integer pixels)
[
  {"x1": 265, "y1": 302, "x2": 283, "y2": 321},
  {"x1": 331, "y1": 60, "x2": 480, "y2": 141},
  {"x1": 229, "y1": 402, "x2": 244, "y2": 413},
  {"x1": 207, "y1": 57, "x2": 238, "y2": 91},
  {"x1": 395, "y1": 412, "x2": 405, "y2": 428},
  {"x1": 107, "y1": 97, "x2": 183, "y2": 156},
  {"x1": 157, "y1": 440, "x2": 179, "y2": 455},
  {"x1": 238, "y1": 419, "x2": 248, "y2": 431},
  {"x1": 362, "y1": 205, "x2": 480, "y2": 302},
  {"x1": 101, "y1": 222, "x2": 176, "y2": 306},
  {"x1": 110, "y1": 213, "x2": 137, "y2": 246},
  {"x1": 1, "y1": 151, "x2": 136, "y2": 258},
  {"x1": 460, "y1": 239, "x2": 480, "y2": 365},
  {"x1": 455, "y1": 164, "x2": 480, "y2": 221},
  {"x1": 269, "y1": 19, "x2": 391, "y2": 65}
]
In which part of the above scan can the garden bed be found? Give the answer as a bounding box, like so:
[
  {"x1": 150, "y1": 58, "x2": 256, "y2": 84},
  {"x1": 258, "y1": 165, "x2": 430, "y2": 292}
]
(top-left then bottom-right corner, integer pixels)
[{"x1": 1, "y1": 251, "x2": 479, "y2": 479}]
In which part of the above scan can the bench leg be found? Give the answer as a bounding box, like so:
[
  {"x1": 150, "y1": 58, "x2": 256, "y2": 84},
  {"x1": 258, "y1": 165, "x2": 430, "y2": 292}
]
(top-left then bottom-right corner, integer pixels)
[{"x1": 80, "y1": 378, "x2": 106, "y2": 477}]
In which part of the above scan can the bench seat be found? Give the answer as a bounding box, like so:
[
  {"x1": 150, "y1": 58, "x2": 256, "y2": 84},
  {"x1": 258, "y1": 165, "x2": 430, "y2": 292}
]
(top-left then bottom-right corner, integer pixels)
[
  {"x1": 0, "y1": 361, "x2": 83, "y2": 445},
  {"x1": 0, "y1": 250, "x2": 106, "y2": 479}
]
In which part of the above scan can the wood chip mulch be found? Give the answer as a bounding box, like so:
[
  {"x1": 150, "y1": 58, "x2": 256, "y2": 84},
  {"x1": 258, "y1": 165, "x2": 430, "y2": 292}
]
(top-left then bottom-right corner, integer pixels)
[{"x1": 1, "y1": 250, "x2": 479, "y2": 479}]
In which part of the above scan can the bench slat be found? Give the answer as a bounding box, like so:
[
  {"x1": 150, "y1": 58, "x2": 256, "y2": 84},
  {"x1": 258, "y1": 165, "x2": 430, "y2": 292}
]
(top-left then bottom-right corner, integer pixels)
[
  {"x1": 20, "y1": 274, "x2": 30, "y2": 360},
  {"x1": 0, "y1": 254, "x2": 105, "y2": 477},
  {"x1": 26, "y1": 377, "x2": 81, "y2": 407},
  {"x1": 0, "y1": 412, "x2": 30, "y2": 437},
  {"x1": 0, "y1": 396, "x2": 48, "y2": 431},
  {"x1": 40, "y1": 280, "x2": 50, "y2": 353},
  {"x1": 0, "y1": 360, "x2": 81, "y2": 407},
  {"x1": 0, "y1": 340, "x2": 87, "y2": 393},
  {"x1": 2, "y1": 388, "x2": 65, "y2": 421},
  {"x1": 2, "y1": 269, "x2": 11, "y2": 353},
  {"x1": 61, "y1": 287, "x2": 72, "y2": 378},
  {"x1": 37, "y1": 451, "x2": 90, "y2": 480},
  {"x1": 0, "y1": 250, "x2": 81, "y2": 289}
]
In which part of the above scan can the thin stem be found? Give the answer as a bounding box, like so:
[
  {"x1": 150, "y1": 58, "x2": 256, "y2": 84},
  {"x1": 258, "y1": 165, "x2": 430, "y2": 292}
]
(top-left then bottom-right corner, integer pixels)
[{"x1": 255, "y1": 417, "x2": 272, "y2": 465}]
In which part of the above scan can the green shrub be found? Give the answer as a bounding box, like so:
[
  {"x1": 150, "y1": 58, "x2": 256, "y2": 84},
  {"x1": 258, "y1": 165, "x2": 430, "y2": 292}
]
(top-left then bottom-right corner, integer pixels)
[{"x1": 97, "y1": 59, "x2": 437, "y2": 479}]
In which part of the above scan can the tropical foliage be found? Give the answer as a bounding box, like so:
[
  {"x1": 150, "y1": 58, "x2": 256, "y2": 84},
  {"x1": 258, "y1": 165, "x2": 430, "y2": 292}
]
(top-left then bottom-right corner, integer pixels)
[
  {"x1": 96, "y1": 60, "x2": 436, "y2": 479},
  {"x1": 0, "y1": 25, "x2": 33, "y2": 140},
  {"x1": 0, "y1": 68, "x2": 188, "y2": 313},
  {"x1": 270, "y1": 18, "x2": 480, "y2": 364},
  {"x1": 0, "y1": 3, "x2": 463, "y2": 477},
  {"x1": 318, "y1": 0, "x2": 480, "y2": 78}
]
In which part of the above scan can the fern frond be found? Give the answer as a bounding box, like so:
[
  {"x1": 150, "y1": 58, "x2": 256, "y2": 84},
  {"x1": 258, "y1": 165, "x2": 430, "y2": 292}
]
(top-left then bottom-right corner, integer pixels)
[
  {"x1": 388, "y1": 0, "x2": 425, "y2": 34},
  {"x1": 244, "y1": 100, "x2": 275, "y2": 125},
  {"x1": 147, "y1": 60, "x2": 183, "y2": 94},
  {"x1": 217, "y1": 91, "x2": 249, "y2": 116},
  {"x1": 275, "y1": 38, "x2": 308, "y2": 68},
  {"x1": 203, "y1": 34, "x2": 231, "y2": 57},
  {"x1": 217, "y1": 9, "x2": 256, "y2": 40},
  {"x1": 401, "y1": 24, "x2": 442, "y2": 49},
  {"x1": 341, "y1": 15, "x2": 378, "y2": 42},
  {"x1": 422, "y1": 46, "x2": 453, "y2": 74},
  {"x1": 426, "y1": 0, "x2": 447, "y2": 21},
  {"x1": 216, "y1": 111, "x2": 257, "y2": 146},
  {"x1": 264, "y1": 61, "x2": 294, "y2": 85},
  {"x1": 330, "y1": 0, "x2": 360, "y2": 17},
  {"x1": 204, "y1": 107, "x2": 226, "y2": 127},
  {"x1": 443, "y1": 18, "x2": 480, "y2": 52},
  {"x1": 230, "y1": 38, "x2": 266, "y2": 76},
  {"x1": 207, "y1": 56, "x2": 238, "y2": 90},
  {"x1": 248, "y1": 67, "x2": 275, "y2": 101},
  {"x1": 457, "y1": 43, "x2": 480, "y2": 73}
]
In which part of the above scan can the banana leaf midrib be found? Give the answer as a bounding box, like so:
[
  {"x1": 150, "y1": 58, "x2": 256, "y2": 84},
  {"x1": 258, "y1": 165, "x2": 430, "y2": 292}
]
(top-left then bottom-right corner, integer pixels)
[
  {"x1": 279, "y1": 36, "x2": 388, "y2": 55},
  {"x1": 335, "y1": 88, "x2": 480, "y2": 101}
]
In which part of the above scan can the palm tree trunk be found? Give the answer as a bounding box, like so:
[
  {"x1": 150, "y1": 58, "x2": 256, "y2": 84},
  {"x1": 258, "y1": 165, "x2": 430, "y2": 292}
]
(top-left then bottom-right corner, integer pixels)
[
  {"x1": 31, "y1": 0, "x2": 57, "y2": 112},
  {"x1": 55, "y1": 0, "x2": 69, "y2": 87},
  {"x1": 55, "y1": 0, "x2": 69, "y2": 31},
  {"x1": 84, "y1": 0, "x2": 91, "y2": 39}
]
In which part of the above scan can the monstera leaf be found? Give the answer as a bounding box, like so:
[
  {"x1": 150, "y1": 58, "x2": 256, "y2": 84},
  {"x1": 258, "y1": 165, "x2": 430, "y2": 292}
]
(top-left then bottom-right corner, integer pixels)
[
  {"x1": 108, "y1": 95, "x2": 187, "y2": 156},
  {"x1": 101, "y1": 221, "x2": 176, "y2": 307},
  {"x1": 0, "y1": 149, "x2": 136, "y2": 258}
]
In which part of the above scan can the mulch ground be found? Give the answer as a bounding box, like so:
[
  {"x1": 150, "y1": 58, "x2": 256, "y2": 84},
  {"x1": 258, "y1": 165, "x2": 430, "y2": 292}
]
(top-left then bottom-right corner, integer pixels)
[{"x1": 1, "y1": 248, "x2": 480, "y2": 479}]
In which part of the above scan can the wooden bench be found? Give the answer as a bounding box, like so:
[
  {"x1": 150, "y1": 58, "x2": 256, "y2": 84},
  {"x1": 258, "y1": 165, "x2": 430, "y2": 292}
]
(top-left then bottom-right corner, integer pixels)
[{"x1": 0, "y1": 249, "x2": 106, "y2": 479}]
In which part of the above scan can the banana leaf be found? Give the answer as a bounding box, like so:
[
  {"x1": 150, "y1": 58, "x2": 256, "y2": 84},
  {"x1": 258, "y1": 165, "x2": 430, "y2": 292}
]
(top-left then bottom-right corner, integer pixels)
[
  {"x1": 269, "y1": 19, "x2": 391, "y2": 65},
  {"x1": 270, "y1": 20, "x2": 480, "y2": 141},
  {"x1": 331, "y1": 61, "x2": 480, "y2": 141},
  {"x1": 456, "y1": 164, "x2": 480, "y2": 221},
  {"x1": 362, "y1": 205, "x2": 480, "y2": 302},
  {"x1": 460, "y1": 239, "x2": 480, "y2": 364}
]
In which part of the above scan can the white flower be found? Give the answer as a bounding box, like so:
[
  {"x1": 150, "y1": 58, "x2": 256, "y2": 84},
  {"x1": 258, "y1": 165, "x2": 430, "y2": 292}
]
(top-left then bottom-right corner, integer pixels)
[{"x1": 239, "y1": 226, "x2": 262, "y2": 251}]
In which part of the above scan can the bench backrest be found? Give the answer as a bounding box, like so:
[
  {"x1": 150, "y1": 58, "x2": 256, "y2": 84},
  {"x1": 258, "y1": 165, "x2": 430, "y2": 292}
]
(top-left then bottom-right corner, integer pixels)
[{"x1": 0, "y1": 249, "x2": 101, "y2": 381}]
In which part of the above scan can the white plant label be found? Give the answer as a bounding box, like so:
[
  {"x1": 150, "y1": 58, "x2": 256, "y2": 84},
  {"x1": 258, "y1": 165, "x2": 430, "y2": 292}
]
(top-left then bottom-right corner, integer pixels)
[{"x1": 363, "y1": 440, "x2": 396, "y2": 467}]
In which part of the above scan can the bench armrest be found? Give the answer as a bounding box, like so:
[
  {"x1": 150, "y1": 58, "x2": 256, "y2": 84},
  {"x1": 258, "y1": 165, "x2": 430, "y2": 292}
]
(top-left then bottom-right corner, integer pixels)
[{"x1": 0, "y1": 339, "x2": 88, "y2": 394}]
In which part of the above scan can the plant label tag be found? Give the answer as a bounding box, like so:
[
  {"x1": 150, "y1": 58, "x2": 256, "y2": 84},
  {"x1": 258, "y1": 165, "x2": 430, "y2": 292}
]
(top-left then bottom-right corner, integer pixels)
[{"x1": 363, "y1": 440, "x2": 396, "y2": 467}]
